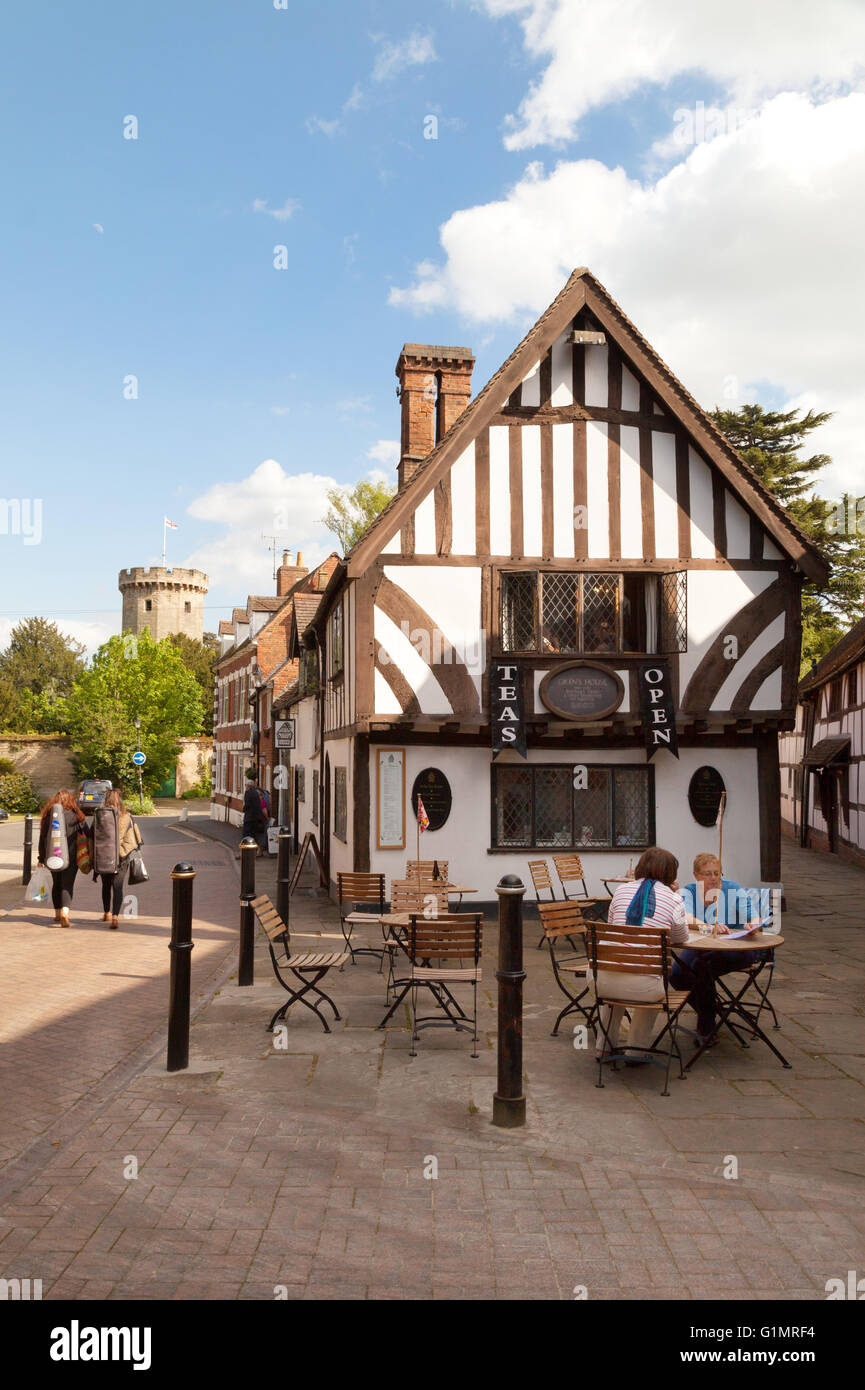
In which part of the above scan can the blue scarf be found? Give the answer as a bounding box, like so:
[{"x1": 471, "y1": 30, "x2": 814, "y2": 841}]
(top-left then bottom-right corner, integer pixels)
[{"x1": 625, "y1": 878, "x2": 657, "y2": 926}]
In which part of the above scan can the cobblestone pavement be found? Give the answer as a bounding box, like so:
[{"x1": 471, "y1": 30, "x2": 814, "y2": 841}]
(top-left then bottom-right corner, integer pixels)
[{"x1": 0, "y1": 824, "x2": 863, "y2": 1301}]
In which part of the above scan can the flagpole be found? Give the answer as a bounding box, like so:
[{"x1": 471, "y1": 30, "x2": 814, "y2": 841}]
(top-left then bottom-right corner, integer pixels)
[
  {"x1": 162, "y1": 516, "x2": 167, "y2": 568},
  {"x1": 717, "y1": 791, "x2": 727, "y2": 883}
]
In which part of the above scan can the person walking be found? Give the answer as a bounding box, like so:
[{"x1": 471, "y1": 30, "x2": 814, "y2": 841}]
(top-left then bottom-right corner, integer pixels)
[
  {"x1": 241, "y1": 769, "x2": 268, "y2": 855},
  {"x1": 95, "y1": 789, "x2": 142, "y2": 929},
  {"x1": 37, "y1": 789, "x2": 87, "y2": 927}
]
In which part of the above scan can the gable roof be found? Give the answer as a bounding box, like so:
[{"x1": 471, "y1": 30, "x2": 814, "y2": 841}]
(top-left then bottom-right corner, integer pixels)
[
  {"x1": 247, "y1": 595, "x2": 283, "y2": 613},
  {"x1": 218, "y1": 619, "x2": 233, "y2": 635},
  {"x1": 799, "y1": 614, "x2": 865, "y2": 695},
  {"x1": 346, "y1": 268, "x2": 828, "y2": 584}
]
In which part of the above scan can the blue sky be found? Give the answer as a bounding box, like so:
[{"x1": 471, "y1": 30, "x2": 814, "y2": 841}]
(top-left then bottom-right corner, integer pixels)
[{"x1": 2, "y1": 0, "x2": 863, "y2": 650}]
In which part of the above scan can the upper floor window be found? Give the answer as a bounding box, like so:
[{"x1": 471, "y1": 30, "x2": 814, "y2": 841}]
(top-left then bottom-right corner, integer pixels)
[
  {"x1": 299, "y1": 647, "x2": 319, "y2": 695},
  {"x1": 500, "y1": 570, "x2": 687, "y2": 656},
  {"x1": 828, "y1": 677, "x2": 844, "y2": 716},
  {"x1": 331, "y1": 601, "x2": 344, "y2": 676},
  {"x1": 846, "y1": 669, "x2": 858, "y2": 708}
]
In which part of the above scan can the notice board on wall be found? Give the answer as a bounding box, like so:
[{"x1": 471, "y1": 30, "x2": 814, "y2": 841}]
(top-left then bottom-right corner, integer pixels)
[{"x1": 376, "y1": 748, "x2": 405, "y2": 850}]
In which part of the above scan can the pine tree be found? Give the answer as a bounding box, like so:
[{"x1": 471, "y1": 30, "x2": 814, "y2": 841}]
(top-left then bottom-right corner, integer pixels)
[{"x1": 710, "y1": 404, "x2": 865, "y2": 672}]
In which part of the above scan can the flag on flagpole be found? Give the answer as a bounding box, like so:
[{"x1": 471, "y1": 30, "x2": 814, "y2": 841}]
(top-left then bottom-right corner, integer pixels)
[
  {"x1": 416, "y1": 796, "x2": 430, "y2": 832},
  {"x1": 164, "y1": 517, "x2": 178, "y2": 529}
]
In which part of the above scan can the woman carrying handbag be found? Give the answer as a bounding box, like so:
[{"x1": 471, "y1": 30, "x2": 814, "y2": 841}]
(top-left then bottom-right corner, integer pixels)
[
  {"x1": 97, "y1": 789, "x2": 145, "y2": 929},
  {"x1": 37, "y1": 789, "x2": 88, "y2": 927}
]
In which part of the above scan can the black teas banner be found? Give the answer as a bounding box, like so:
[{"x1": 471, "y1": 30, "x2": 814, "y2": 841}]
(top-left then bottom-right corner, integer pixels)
[
  {"x1": 638, "y1": 661, "x2": 679, "y2": 761},
  {"x1": 491, "y1": 661, "x2": 526, "y2": 760}
]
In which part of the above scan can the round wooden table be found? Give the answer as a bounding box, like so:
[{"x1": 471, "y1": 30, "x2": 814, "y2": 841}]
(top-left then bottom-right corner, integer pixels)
[{"x1": 676, "y1": 929, "x2": 788, "y2": 1069}]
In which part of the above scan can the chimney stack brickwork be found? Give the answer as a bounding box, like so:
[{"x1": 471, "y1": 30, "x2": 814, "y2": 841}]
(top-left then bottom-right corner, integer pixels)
[
  {"x1": 277, "y1": 548, "x2": 309, "y2": 596},
  {"x1": 395, "y1": 344, "x2": 474, "y2": 489}
]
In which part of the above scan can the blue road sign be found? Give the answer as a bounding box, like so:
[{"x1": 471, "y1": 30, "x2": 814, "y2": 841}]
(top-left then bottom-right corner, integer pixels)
[{"x1": 132, "y1": 751, "x2": 147, "y2": 766}]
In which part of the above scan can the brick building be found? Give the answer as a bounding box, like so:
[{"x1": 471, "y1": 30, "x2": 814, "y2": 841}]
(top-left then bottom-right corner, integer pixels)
[{"x1": 211, "y1": 550, "x2": 339, "y2": 826}]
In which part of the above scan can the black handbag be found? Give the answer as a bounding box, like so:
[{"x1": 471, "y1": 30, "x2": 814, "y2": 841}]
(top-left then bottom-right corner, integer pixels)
[{"x1": 128, "y1": 851, "x2": 149, "y2": 885}]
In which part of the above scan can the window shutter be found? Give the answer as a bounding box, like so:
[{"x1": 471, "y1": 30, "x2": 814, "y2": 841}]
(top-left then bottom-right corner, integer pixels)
[{"x1": 659, "y1": 571, "x2": 688, "y2": 653}]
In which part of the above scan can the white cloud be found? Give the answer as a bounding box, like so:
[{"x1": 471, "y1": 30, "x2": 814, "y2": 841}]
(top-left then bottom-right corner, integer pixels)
[
  {"x1": 478, "y1": 0, "x2": 865, "y2": 150},
  {"x1": 185, "y1": 459, "x2": 339, "y2": 588},
  {"x1": 270, "y1": 405, "x2": 290, "y2": 416},
  {"x1": 372, "y1": 31, "x2": 437, "y2": 83},
  {"x1": 92, "y1": 223, "x2": 104, "y2": 234},
  {"x1": 305, "y1": 115, "x2": 340, "y2": 137},
  {"x1": 389, "y1": 91, "x2": 865, "y2": 496},
  {"x1": 366, "y1": 439, "x2": 399, "y2": 466},
  {"x1": 337, "y1": 395, "x2": 373, "y2": 415},
  {"x1": 253, "y1": 198, "x2": 300, "y2": 222}
]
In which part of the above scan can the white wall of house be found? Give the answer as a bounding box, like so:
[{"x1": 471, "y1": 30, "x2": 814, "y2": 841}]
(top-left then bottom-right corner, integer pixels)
[{"x1": 367, "y1": 743, "x2": 764, "y2": 900}]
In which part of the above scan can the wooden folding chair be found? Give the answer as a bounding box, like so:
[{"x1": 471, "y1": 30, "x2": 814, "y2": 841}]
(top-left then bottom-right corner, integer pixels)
[
  {"x1": 552, "y1": 853, "x2": 609, "y2": 920},
  {"x1": 586, "y1": 921, "x2": 690, "y2": 1096},
  {"x1": 336, "y1": 871, "x2": 387, "y2": 964},
  {"x1": 537, "y1": 901, "x2": 595, "y2": 1036},
  {"x1": 406, "y1": 859, "x2": 449, "y2": 883},
  {"x1": 383, "y1": 879, "x2": 451, "y2": 998},
  {"x1": 528, "y1": 859, "x2": 558, "y2": 949},
  {"x1": 252, "y1": 895, "x2": 349, "y2": 1034},
  {"x1": 407, "y1": 912, "x2": 483, "y2": 1058}
]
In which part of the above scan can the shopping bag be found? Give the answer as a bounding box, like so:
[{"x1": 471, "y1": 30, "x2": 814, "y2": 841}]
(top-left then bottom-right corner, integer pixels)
[
  {"x1": 128, "y1": 852, "x2": 149, "y2": 886},
  {"x1": 76, "y1": 826, "x2": 92, "y2": 875},
  {"x1": 28, "y1": 866, "x2": 53, "y2": 904}
]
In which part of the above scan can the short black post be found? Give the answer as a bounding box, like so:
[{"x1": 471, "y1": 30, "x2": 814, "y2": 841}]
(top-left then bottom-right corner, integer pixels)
[
  {"x1": 167, "y1": 862, "x2": 195, "y2": 1072},
  {"x1": 493, "y1": 874, "x2": 526, "y2": 1128},
  {"x1": 238, "y1": 837, "x2": 258, "y2": 987},
  {"x1": 22, "y1": 813, "x2": 33, "y2": 887},
  {"x1": 276, "y1": 827, "x2": 291, "y2": 928}
]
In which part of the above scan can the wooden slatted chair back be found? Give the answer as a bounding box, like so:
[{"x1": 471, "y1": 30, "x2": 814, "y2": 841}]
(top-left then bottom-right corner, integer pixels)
[
  {"x1": 406, "y1": 860, "x2": 449, "y2": 883},
  {"x1": 252, "y1": 895, "x2": 290, "y2": 950},
  {"x1": 537, "y1": 900, "x2": 587, "y2": 942},
  {"x1": 391, "y1": 878, "x2": 449, "y2": 916},
  {"x1": 528, "y1": 859, "x2": 556, "y2": 900},
  {"x1": 552, "y1": 853, "x2": 588, "y2": 892},
  {"x1": 408, "y1": 912, "x2": 482, "y2": 967},
  {"x1": 337, "y1": 872, "x2": 386, "y2": 911},
  {"x1": 588, "y1": 923, "x2": 671, "y2": 984}
]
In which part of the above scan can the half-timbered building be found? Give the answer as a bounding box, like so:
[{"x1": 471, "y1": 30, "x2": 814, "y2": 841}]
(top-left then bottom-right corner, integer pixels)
[
  {"x1": 288, "y1": 269, "x2": 827, "y2": 904},
  {"x1": 779, "y1": 617, "x2": 865, "y2": 867}
]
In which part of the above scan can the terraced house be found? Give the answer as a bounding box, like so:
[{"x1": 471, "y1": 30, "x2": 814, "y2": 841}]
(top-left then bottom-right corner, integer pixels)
[{"x1": 284, "y1": 268, "x2": 827, "y2": 905}]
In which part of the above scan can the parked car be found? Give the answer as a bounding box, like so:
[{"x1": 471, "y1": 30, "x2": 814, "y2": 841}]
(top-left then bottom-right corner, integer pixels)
[
  {"x1": 77, "y1": 779, "x2": 113, "y2": 816},
  {"x1": 0, "y1": 807, "x2": 8, "y2": 821}
]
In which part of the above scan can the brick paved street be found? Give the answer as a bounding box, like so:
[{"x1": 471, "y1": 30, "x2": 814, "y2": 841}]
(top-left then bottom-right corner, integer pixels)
[{"x1": 1, "y1": 817, "x2": 863, "y2": 1300}]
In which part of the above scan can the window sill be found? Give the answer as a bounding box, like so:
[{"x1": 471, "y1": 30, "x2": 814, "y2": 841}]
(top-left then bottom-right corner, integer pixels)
[{"x1": 487, "y1": 845, "x2": 650, "y2": 855}]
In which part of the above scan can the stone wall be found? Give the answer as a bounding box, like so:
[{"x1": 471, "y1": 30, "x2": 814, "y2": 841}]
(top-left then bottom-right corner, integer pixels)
[
  {"x1": 176, "y1": 737, "x2": 212, "y2": 795},
  {"x1": 0, "y1": 738, "x2": 76, "y2": 798}
]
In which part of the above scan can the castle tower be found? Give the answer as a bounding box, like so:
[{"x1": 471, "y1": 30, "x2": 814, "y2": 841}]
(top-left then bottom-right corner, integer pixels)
[{"x1": 118, "y1": 566, "x2": 208, "y2": 641}]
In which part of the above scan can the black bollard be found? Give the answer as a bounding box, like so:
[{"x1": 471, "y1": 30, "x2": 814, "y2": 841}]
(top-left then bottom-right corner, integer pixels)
[
  {"x1": 238, "y1": 837, "x2": 258, "y2": 987},
  {"x1": 22, "y1": 813, "x2": 33, "y2": 887},
  {"x1": 276, "y1": 826, "x2": 291, "y2": 928},
  {"x1": 492, "y1": 874, "x2": 526, "y2": 1128},
  {"x1": 167, "y1": 862, "x2": 195, "y2": 1072}
]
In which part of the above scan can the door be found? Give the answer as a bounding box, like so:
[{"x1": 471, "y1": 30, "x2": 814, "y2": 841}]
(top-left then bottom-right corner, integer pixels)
[{"x1": 828, "y1": 773, "x2": 839, "y2": 854}]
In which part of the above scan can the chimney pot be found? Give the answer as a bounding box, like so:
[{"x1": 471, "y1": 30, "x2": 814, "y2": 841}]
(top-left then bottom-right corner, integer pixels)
[{"x1": 395, "y1": 344, "x2": 474, "y2": 489}]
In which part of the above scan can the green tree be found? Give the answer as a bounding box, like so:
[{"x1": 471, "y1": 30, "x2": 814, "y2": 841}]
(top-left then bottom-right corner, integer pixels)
[
  {"x1": 66, "y1": 630, "x2": 204, "y2": 793},
  {"x1": 710, "y1": 404, "x2": 865, "y2": 672},
  {"x1": 0, "y1": 618, "x2": 85, "y2": 732},
  {"x1": 322, "y1": 478, "x2": 396, "y2": 554},
  {"x1": 168, "y1": 632, "x2": 219, "y2": 733}
]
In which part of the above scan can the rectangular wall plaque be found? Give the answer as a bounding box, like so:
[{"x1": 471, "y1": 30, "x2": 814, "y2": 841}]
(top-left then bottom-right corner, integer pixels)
[{"x1": 376, "y1": 748, "x2": 406, "y2": 850}]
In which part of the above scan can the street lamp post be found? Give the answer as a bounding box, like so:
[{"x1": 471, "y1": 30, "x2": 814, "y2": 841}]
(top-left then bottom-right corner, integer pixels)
[{"x1": 133, "y1": 714, "x2": 144, "y2": 812}]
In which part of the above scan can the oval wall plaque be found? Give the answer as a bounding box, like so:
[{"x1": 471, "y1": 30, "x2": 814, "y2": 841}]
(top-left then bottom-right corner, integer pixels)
[
  {"x1": 410, "y1": 767, "x2": 452, "y2": 832},
  {"x1": 538, "y1": 661, "x2": 625, "y2": 721},
  {"x1": 688, "y1": 766, "x2": 726, "y2": 828}
]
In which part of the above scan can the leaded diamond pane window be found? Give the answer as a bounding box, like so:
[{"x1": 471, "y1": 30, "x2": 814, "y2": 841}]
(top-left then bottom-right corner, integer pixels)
[
  {"x1": 659, "y1": 571, "x2": 687, "y2": 653},
  {"x1": 492, "y1": 764, "x2": 653, "y2": 850},
  {"x1": 613, "y1": 769, "x2": 650, "y2": 847},
  {"x1": 540, "y1": 573, "x2": 578, "y2": 653},
  {"x1": 582, "y1": 575, "x2": 619, "y2": 653},
  {"x1": 501, "y1": 572, "x2": 537, "y2": 651},
  {"x1": 495, "y1": 767, "x2": 532, "y2": 846},
  {"x1": 334, "y1": 767, "x2": 347, "y2": 841},
  {"x1": 573, "y1": 768, "x2": 612, "y2": 847},
  {"x1": 534, "y1": 768, "x2": 572, "y2": 846}
]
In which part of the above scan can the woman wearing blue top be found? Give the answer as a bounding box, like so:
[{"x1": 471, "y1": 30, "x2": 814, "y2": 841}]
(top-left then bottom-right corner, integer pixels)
[{"x1": 672, "y1": 852, "x2": 765, "y2": 1043}]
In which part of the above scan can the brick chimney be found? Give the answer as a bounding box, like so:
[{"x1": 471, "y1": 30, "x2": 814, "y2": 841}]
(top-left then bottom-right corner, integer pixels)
[
  {"x1": 276, "y1": 548, "x2": 308, "y2": 596},
  {"x1": 395, "y1": 344, "x2": 474, "y2": 488}
]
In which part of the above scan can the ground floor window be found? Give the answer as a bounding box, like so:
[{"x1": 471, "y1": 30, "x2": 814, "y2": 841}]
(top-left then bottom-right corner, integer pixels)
[
  {"x1": 296, "y1": 765, "x2": 305, "y2": 802},
  {"x1": 334, "y1": 767, "x2": 347, "y2": 841},
  {"x1": 492, "y1": 763, "x2": 654, "y2": 850},
  {"x1": 312, "y1": 769, "x2": 319, "y2": 825}
]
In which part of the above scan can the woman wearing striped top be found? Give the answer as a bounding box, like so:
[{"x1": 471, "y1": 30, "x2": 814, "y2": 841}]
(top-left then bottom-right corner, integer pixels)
[{"x1": 588, "y1": 847, "x2": 689, "y2": 1060}]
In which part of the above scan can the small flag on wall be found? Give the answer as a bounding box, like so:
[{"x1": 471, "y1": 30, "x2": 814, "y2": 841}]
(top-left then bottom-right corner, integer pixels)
[{"x1": 416, "y1": 796, "x2": 430, "y2": 832}]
